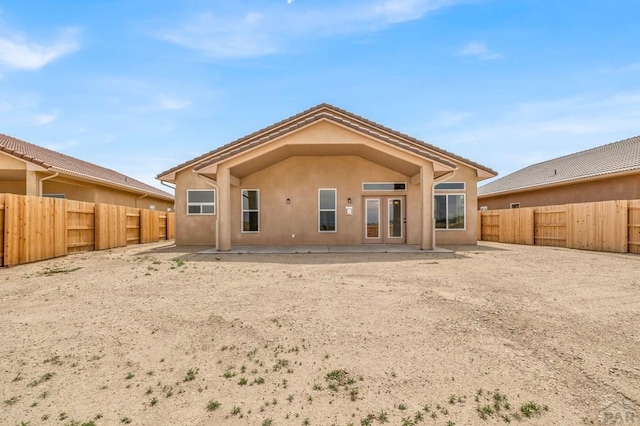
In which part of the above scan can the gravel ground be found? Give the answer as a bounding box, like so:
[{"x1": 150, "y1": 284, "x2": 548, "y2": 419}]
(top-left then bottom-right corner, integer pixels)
[{"x1": 1, "y1": 241, "x2": 639, "y2": 425}]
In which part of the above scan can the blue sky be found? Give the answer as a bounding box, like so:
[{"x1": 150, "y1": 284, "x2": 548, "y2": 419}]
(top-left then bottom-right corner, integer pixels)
[{"x1": 1, "y1": 0, "x2": 639, "y2": 191}]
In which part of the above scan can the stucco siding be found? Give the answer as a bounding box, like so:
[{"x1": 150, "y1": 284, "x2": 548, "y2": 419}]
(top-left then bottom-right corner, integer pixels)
[
  {"x1": 175, "y1": 155, "x2": 481, "y2": 247},
  {"x1": 175, "y1": 170, "x2": 217, "y2": 246},
  {"x1": 435, "y1": 166, "x2": 480, "y2": 245},
  {"x1": 40, "y1": 178, "x2": 174, "y2": 211},
  {"x1": 231, "y1": 155, "x2": 414, "y2": 246},
  {"x1": 479, "y1": 172, "x2": 640, "y2": 210}
]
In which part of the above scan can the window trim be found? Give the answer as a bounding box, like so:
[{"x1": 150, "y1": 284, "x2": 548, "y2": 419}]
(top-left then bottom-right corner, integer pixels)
[
  {"x1": 186, "y1": 189, "x2": 216, "y2": 215},
  {"x1": 241, "y1": 189, "x2": 260, "y2": 233},
  {"x1": 318, "y1": 188, "x2": 337, "y2": 233},
  {"x1": 510, "y1": 203, "x2": 521, "y2": 209},
  {"x1": 434, "y1": 193, "x2": 466, "y2": 231},
  {"x1": 362, "y1": 182, "x2": 407, "y2": 192}
]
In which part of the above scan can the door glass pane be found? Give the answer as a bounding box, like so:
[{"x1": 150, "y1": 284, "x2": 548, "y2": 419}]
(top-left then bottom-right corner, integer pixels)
[
  {"x1": 366, "y1": 199, "x2": 380, "y2": 238},
  {"x1": 388, "y1": 199, "x2": 402, "y2": 238}
]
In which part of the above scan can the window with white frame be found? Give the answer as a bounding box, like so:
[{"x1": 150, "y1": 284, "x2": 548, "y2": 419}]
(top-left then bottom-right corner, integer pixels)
[
  {"x1": 318, "y1": 188, "x2": 337, "y2": 232},
  {"x1": 187, "y1": 189, "x2": 215, "y2": 215},
  {"x1": 242, "y1": 189, "x2": 260, "y2": 232},
  {"x1": 434, "y1": 182, "x2": 465, "y2": 190},
  {"x1": 510, "y1": 203, "x2": 520, "y2": 209},
  {"x1": 362, "y1": 182, "x2": 407, "y2": 191},
  {"x1": 434, "y1": 190, "x2": 465, "y2": 230}
]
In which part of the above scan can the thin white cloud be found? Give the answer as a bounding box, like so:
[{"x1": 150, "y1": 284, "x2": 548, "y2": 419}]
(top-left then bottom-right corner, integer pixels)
[
  {"x1": 33, "y1": 112, "x2": 58, "y2": 125},
  {"x1": 599, "y1": 62, "x2": 640, "y2": 74},
  {"x1": 155, "y1": 0, "x2": 468, "y2": 59},
  {"x1": 158, "y1": 11, "x2": 277, "y2": 58},
  {"x1": 428, "y1": 92, "x2": 640, "y2": 177},
  {"x1": 156, "y1": 94, "x2": 191, "y2": 110},
  {"x1": 426, "y1": 110, "x2": 472, "y2": 128},
  {"x1": 458, "y1": 41, "x2": 500, "y2": 60},
  {"x1": 0, "y1": 27, "x2": 81, "y2": 70}
]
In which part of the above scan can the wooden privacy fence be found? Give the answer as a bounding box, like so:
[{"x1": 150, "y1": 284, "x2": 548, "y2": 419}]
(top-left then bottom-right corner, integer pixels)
[
  {"x1": 478, "y1": 199, "x2": 640, "y2": 254},
  {"x1": 0, "y1": 193, "x2": 175, "y2": 267}
]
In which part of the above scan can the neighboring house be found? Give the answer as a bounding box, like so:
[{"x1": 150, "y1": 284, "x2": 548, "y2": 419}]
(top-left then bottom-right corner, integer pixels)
[
  {"x1": 478, "y1": 135, "x2": 640, "y2": 210},
  {"x1": 157, "y1": 103, "x2": 496, "y2": 249},
  {"x1": 0, "y1": 133, "x2": 174, "y2": 211}
]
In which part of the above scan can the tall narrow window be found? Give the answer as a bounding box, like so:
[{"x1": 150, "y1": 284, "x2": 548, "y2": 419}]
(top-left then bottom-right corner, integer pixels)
[
  {"x1": 187, "y1": 190, "x2": 215, "y2": 215},
  {"x1": 242, "y1": 189, "x2": 259, "y2": 232},
  {"x1": 318, "y1": 188, "x2": 337, "y2": 232}
]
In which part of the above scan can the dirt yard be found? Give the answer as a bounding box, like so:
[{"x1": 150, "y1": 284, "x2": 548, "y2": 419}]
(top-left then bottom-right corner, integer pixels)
[{"x1": 1, "y1": 242, "x2": 639, "y2": 426}]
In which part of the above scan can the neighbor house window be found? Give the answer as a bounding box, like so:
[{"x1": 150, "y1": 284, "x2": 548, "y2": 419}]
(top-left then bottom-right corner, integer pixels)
[
  {"x1": 510, "y1": 203, "x2": 520, "y2": 209},
  {"x1": 242, "y1": 189, "x2": 260, "y2": 232},
  {"x1": 43, "y1": 194, "x2": 65, "y2": 199},
  {"x1": 434, "y1": 194, "x2": 465, "y2": 229},
  {"x1": 318, "y1": 188, "x2": 337, "y2": 232},
  {"x1": 187, "y1": 189, "x2": 215, "y2": 215},
  {"x1": 362, "y1": 182, "x2": 407, "y2": 191}
]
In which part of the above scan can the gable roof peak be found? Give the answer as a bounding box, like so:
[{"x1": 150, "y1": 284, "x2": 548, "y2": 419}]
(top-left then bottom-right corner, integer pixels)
[{"x1": 156, "y1": 103, "x2": 497, "y2": 180}]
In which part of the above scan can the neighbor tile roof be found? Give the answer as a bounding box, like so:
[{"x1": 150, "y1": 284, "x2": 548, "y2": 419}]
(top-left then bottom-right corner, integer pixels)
[
  {"x1": 157, "y1": 103, "x2": 497, "y2": 179},
  {"x1": 0, "y1": 133, "x2": 173, "y2": 200},
  {"x1": 478, "y1": 135, "x2": 640, "y2": 196}
]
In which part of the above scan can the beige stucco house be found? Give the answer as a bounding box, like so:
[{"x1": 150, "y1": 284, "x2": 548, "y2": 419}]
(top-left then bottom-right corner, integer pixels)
[
  {"x1": 478, "y1": 135, "x2": 640, "y2": 210},
  {"x1": 157, "y1": 104, "x2": 496, "y2": 250},
  {"x1": 0, "y1": 133, "x2": 174, "y2": 211}
]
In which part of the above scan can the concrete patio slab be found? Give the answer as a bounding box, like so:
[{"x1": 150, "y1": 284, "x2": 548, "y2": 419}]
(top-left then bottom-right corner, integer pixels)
[{"x1": 197, "y1": 245, "x2": 454, "y2": 254}]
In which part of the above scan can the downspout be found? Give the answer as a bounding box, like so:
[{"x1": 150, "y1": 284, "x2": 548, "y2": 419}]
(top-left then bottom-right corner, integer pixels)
[
  {"x1": 136, "y1": 193, "x2": 148, "y2": 208},
  {"x1": 431, "y1": 170, "x2": 457, "y2": 250},
  {"x1": 195, "y1": 172, "x2": 220, "y2": 251},
  {"x1": 38, "y1": 172, "x2": 59, "y2": 196}
]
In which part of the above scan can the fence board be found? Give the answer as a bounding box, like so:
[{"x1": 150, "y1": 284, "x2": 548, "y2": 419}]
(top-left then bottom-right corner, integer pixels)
[
  {"x1": 628, "y1": 201, "x2": 640, "y2": 255},
  {"x1": 480, "y1": 199, "x2": 639, "y2": 255},
  {"x1": 480, "y1": 212, "x2": 500, "y2": 242},
  {"x1": 140, "y1": 210, "x2": 161, "y2": 244},
  {"x1": 0, "y1": 194, "x2": 4, "y2": 266},
  {"x1": 0, "y1": 194, "x2": 174, "y2": 267},
  {"x1": 66, "y1": 200, "x2": 95, "y2": 254},
  {"x1": 534, "y1": 205, "x2": 567, "y2": 247},
  {"x1": 167, "y1": 212, "x2": 175, "y2": 240},
  {"x1": 566, "y1": 200, "x2": 628, "y2": 253},
  {"x1": 499, "y1": 208, "x2": 535, "y2": 244},
  {"x1": 159, "y1": 214, "x2": 167, "y2": 240},
  {"x1": 95, "y1": 204, "x2": 127, "y2": 250},
  {"x1": 2, "y1": 194, "x2": 66, "y2": 266}
]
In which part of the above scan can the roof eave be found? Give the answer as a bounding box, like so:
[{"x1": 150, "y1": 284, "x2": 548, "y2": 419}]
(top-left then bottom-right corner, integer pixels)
[
  {"x1": 52, "y1": 167, "x2": 174, "y2": 201},
  {"x1": 478, "y1": 168, "x2": 640, "y2": 198}
]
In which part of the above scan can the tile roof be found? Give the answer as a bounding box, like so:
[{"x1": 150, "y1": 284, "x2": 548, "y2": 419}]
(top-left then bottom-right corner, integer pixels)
[
  {"x1": 0, "y1": 133, "x2": 174, "y2": 200},
  {"x1": 478, "y1": 135, "x2": 640, "y2": 196},
  {"x1": 157, "y1": 103, "x2": 497, "y2": 179}
]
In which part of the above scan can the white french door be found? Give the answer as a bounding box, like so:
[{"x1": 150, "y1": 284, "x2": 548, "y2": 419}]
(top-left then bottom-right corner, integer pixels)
[{"x1": 363, "y1": 196, "x2": 405, "y2": 244}]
